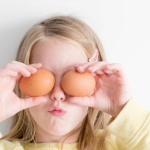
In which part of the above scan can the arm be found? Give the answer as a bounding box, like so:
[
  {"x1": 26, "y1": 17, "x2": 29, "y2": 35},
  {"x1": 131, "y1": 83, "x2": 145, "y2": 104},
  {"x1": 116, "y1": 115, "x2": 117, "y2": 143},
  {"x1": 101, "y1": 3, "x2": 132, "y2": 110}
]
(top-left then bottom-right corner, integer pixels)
[{"x1": 106, "y1": 97, "x2": 150, "y2": 149}]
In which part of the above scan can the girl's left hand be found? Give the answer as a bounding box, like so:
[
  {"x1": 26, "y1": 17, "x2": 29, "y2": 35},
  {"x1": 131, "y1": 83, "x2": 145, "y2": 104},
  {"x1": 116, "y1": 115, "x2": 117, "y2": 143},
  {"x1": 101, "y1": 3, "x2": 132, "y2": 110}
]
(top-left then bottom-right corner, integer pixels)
[{"x1": 68, "y1": 61, "x2": 132, "y2": 118}]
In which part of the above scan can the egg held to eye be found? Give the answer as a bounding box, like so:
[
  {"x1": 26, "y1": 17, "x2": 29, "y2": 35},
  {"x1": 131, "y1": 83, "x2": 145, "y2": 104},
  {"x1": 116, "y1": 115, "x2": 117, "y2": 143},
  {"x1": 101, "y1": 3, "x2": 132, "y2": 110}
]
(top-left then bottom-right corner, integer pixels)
[
  {"x1": 61, "y1": 69, "x2": 96, "y2": 97},
  {"x1": 19, "y1": 68, "x2": 55, "y2": 97}
]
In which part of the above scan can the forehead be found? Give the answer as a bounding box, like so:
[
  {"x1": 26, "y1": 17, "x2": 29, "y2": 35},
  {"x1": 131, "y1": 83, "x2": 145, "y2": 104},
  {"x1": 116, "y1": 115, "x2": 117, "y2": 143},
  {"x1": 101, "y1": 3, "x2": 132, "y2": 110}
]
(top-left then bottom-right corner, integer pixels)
[{"x1": 30, "y1": 37, "x2": 87, "y2": 70}]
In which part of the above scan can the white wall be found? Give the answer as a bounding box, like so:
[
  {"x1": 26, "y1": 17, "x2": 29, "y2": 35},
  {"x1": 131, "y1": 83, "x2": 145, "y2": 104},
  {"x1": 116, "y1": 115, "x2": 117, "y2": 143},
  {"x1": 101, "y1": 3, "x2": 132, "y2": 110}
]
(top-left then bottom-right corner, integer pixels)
[{"x1": 0, "y1": 0, "x2": 150, "y2": 136}]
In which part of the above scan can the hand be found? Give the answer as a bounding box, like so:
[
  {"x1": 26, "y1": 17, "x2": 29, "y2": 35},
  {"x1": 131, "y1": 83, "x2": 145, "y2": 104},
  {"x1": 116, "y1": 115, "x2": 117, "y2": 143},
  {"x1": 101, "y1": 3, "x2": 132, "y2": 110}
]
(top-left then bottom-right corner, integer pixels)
[
  {"x1": 68, "y1": 61, "x2": 132, "y2": 118},
  {"x1": 0, "y1": 61, "x2": 46, "y2": 122}
]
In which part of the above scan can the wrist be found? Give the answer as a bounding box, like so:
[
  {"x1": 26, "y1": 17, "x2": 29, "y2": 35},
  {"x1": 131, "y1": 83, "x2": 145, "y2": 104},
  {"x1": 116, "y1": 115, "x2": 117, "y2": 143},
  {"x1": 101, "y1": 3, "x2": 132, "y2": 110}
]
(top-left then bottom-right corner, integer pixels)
[{"x1": 111, "y1": 100, "x2": 129, "y2": 118}]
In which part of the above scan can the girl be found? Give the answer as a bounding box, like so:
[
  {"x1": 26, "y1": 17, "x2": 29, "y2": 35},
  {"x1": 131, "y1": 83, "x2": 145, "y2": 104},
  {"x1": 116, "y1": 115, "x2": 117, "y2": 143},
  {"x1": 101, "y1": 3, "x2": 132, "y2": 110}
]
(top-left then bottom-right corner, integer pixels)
[{"x1": 0, "y1": 15, "x2": 150, "y2": 150}]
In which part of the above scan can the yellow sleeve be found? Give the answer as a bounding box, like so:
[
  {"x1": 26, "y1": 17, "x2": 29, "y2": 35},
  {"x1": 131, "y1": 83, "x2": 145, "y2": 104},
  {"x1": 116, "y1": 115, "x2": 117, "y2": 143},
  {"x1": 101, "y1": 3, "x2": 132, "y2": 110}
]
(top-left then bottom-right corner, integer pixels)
[
  {"x1": 0, "y1": 133, "x2": 24, "y2": 150},
  {"x1": 106, "y1": 96, "x2": 150, "y2": 149},
  {"x1": 0, "y1": 133, "x2": 2, "y2": 139}
]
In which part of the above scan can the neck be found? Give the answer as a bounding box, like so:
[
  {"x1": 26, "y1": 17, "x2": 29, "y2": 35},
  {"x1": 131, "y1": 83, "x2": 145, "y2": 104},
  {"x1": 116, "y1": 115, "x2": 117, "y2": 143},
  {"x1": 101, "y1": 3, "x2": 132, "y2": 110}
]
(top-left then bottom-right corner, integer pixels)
[{"x1": 35, "y1": 124, "x2": 81, "y2": 143}]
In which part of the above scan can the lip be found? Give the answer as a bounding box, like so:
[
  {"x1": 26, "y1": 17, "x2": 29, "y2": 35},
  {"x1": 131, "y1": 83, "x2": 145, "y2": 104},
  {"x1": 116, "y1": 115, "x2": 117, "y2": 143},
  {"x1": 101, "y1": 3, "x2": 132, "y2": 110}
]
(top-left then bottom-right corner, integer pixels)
[
  {"x1": 49, "y1": 110, "x2": 66, "y2": 116},
  {"x1": 48, "y1": 106, "x2": 66, "y2": 112}
]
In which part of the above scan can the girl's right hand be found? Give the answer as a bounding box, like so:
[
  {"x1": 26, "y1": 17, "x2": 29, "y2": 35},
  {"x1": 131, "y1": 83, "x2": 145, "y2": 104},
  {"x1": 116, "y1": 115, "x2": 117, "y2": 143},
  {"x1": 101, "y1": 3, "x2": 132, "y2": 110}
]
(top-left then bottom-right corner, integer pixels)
[{"x1": 0, "y1": 61, "x2": 45, "y2": 122}]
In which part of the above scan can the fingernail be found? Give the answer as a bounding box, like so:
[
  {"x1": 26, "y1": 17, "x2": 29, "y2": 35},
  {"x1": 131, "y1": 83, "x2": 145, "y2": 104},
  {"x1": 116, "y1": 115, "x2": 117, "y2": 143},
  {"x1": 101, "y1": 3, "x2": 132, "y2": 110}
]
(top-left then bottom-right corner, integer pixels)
[
  {"x1": 32, "y1": 68, "x2": 37, "y2": 72},
  {"x1": 88, "y1": 67, "x2": 92, "y2": 70},
  {"x1": 27, "y1": 72, "x2": 31, "y2": 76},
  {"x1": 75, "y1": 65, "x2": 80, "y2": 67},
  {"x1": 13, "y1": 72, "x2": 18, "y2": 75},
  {"x1": 103, "y1": 65, "x2": 109, "y2": 69},
  {"x1": 78, "y1": 66, "x2": 82, "y2": 70}
]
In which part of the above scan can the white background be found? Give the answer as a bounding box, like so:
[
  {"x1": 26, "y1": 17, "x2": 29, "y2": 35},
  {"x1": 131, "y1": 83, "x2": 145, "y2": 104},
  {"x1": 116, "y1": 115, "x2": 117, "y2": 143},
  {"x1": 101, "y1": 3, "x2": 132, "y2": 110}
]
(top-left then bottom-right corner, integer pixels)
[{"x1": 0, "y1": 0, "x2": 150, "y2": 136}]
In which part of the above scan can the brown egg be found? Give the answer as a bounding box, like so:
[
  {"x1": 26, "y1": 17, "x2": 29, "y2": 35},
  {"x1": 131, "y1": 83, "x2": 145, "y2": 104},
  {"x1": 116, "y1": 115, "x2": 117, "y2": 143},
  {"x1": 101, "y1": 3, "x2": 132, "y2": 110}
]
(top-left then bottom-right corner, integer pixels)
[
  {"x1": 19, "y1": 68, "x2": 55, "y2": 97},
  {"x1": 61, "y1": 69, "x2": 96, "y2": 97}
]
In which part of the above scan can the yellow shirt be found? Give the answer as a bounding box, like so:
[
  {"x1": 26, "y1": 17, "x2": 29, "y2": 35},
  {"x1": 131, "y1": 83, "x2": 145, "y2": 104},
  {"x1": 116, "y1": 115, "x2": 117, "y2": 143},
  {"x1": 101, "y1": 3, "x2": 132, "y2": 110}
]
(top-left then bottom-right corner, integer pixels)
[{"x1": 0, "y1": 96, "x2": 150, "y2": 150}]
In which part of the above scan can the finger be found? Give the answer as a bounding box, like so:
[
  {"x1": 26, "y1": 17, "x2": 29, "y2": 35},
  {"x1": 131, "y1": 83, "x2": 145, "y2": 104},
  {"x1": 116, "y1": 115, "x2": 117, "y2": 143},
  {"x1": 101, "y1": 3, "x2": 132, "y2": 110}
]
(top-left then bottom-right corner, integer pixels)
[
  {"x1": 102, "y1": 68, "x2": 114, "y2": 74},
  {"x1": 95, "y1": 69, "x2": 105, "y2": 75},
  {"x1": 75, "y1": 61, "x2": 109, "y2": 74},
  {"x1": 11, "y1": 61, "x2": 42, "y2": 68},
  {"x1": 91, "y1": 72, "x2": 97, "y2": 77},
  {"x1": 0, "y1": 69, "x2": 18, "y2": 77},
  {"x1": 4, "y1": 64, "x2": 32, "y2": 77},
  {"x1": 102, "y1": 63, "x2": 126, "y2": 77},
  {"x1": 74, "y1": 61, "x2": 97, "y2": 72},
  {"x1": 74, "y1": 62, "x2": 97, "y2": 72},
  {"x1": 20, "y1": 96, "x2": 47, "y2": 110},
  {"x1": 11, "y1": 61, "x2": 42, "y2": 73},
  {"x1": 68, "y1": 95, "x2": 95, "y2": 108},
  {"x1": 29, "y1": 63, "x2": 42, "y2": 68}
]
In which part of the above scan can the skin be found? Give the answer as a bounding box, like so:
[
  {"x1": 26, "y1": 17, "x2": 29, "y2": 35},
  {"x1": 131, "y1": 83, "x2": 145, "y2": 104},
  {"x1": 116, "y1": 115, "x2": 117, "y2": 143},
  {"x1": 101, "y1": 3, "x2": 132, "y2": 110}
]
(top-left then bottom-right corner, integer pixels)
[
  {"x1": 29, "y1": 36, "x2": 132, "y2": 144},
  {"x1": 29, "y1": 37, "x2": 92, "y2": 143},
  {"x1": 0, "y1": 33, "x2": 132, "y2": 144}
]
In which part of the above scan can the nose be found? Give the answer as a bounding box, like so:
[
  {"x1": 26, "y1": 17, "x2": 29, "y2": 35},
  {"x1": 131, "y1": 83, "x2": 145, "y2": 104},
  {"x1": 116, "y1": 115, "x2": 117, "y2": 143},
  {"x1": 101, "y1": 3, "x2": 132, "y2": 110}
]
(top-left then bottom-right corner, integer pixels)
[{"x1": 50, "y1": 85, "x2": 66, "y2": 102}]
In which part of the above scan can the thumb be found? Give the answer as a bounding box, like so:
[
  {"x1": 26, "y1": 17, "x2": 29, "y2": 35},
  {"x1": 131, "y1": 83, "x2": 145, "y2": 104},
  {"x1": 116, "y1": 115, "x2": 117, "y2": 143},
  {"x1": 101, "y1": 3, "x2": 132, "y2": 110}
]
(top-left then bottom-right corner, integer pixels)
[
  {"x1": 20, "y1": 96, "x2": 46, "y2": 110},
  {"x1": 68, "y1": 95, "x2": 95, "y2": 108}
]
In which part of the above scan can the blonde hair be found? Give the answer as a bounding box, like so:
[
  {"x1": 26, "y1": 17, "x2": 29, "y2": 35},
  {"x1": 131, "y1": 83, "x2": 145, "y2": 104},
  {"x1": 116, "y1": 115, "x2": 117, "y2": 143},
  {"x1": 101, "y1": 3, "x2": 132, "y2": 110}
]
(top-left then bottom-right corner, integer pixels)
[{"x1": 0, "y1": 14, "x2": 112, "y2": 150}]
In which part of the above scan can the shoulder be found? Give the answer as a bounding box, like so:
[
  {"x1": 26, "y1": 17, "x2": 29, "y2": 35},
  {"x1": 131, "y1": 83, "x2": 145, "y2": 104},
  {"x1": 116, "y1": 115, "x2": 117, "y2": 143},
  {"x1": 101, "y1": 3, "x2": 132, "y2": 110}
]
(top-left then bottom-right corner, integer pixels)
[{"x1": 0, "y1": 139, "x2": 24, "y2": 150}]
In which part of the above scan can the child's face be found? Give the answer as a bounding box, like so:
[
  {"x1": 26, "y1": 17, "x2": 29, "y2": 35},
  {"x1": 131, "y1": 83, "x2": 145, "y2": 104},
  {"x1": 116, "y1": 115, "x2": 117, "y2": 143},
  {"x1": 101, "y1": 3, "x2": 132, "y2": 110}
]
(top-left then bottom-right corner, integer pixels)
[{"x1": 29, "y1": 37, "x2": 89, "y2": 143}]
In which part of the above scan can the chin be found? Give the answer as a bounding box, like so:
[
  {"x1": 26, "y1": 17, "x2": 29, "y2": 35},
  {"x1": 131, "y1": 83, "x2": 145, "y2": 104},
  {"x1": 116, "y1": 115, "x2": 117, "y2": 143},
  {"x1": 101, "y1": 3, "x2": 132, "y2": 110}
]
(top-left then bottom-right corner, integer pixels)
[{"x1": 47, "y1": 126, "x2": 71, "y2": 136}]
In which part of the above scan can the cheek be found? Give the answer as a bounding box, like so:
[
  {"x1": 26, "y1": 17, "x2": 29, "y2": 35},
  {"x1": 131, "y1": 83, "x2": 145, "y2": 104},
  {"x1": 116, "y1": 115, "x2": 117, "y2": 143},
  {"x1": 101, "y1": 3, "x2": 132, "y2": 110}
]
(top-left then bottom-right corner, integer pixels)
[
  {"x1": 28, "y1": 97, "x2": 47, "y2": 118},
  {"x1": 71, "y1": 106, "x2": 89, "y2": 123},
  {"x1": 28, "y1": 102, "x2": 89, "y2": 129},
  {"x1": 28, "y1": 106, "x2": 42, "y2": 120}
]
